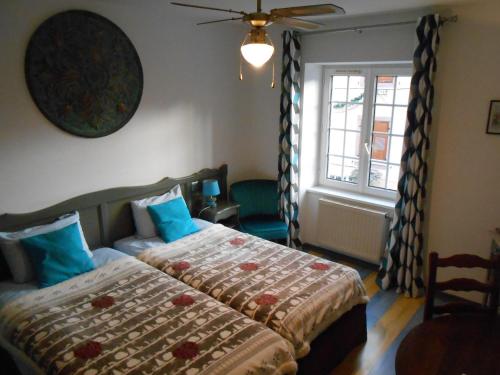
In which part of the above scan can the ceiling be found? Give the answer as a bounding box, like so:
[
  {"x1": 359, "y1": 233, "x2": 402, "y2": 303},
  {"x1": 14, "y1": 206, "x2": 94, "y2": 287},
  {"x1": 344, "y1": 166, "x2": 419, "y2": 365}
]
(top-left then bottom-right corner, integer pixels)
[{"x1": 169, "y1": 0, "x2": 471, "y2": 20}]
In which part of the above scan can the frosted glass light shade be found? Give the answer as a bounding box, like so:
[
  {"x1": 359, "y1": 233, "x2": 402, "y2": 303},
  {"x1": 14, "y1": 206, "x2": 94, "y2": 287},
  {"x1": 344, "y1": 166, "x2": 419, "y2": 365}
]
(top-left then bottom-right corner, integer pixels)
[{"x1": 241, "y1": 43, "x2": 274, "y2": 68}]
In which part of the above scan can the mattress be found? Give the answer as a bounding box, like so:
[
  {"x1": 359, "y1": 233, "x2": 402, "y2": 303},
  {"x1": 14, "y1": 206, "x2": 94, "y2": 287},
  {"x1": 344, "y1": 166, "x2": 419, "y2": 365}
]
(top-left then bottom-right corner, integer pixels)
[
  {"x1": 114, "y1": 218, "x2": 212, "y2": 256},
  {"x1": 0, "y1": 248, "x2": 128, "y2": 306},
  {"x1": 137, "y1": 224, "x2": 369, "y2": 358},
  {"x1": 0, "y1": 256, "x2": 297, "y2": 375}
]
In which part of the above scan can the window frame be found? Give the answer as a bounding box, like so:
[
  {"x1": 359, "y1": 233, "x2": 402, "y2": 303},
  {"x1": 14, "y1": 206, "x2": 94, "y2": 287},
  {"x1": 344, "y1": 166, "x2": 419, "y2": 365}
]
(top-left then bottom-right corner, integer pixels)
[{"x1": 318, "y1": 64, "x2": 412, "y2": 200}]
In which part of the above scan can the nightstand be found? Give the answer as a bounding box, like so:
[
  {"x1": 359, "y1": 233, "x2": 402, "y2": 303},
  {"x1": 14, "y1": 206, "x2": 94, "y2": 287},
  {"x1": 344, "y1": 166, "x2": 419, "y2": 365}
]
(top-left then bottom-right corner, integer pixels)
[{"x1": 198, "y1": 201, "x2": 240, "y2": 229}]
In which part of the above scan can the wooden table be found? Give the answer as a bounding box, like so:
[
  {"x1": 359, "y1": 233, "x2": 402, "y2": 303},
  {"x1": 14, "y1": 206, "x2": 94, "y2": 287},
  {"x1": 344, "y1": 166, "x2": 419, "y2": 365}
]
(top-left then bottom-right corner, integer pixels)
[{"x1": 396, "y1": 315, "x2": 500, "y2": 375}]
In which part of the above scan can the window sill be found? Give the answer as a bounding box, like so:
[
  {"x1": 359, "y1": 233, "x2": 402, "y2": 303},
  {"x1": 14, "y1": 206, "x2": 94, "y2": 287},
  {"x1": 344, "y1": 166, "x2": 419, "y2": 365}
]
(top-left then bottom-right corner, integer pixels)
[{"x1": 306, "y1": 186, "x2": 395, "y2": 210}]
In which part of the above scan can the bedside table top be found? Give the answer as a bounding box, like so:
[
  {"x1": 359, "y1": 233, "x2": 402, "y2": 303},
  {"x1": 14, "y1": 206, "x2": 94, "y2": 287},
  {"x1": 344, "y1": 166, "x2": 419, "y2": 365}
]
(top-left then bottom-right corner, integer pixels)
[{"x1": 198, "y1": 201, "x2": 240, "y2": 223}]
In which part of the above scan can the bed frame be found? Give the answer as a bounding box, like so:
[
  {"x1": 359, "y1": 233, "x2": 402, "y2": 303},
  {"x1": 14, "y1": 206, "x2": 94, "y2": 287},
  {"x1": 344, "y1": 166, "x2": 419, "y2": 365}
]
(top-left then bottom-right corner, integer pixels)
[{"x1": 0, "y1": 164, "x2": 367, "y2": 374}]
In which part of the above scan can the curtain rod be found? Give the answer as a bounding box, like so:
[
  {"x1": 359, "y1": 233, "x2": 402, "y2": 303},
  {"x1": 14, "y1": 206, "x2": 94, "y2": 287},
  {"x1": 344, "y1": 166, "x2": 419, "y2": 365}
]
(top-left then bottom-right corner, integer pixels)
[{"x1": 300, "y1": 15, "x2": 458, "y2": 36}]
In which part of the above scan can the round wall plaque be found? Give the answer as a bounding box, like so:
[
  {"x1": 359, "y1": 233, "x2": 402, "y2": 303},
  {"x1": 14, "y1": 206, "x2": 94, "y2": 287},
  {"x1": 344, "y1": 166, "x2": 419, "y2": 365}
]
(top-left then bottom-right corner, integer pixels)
[{"x1": 25, "y1": 10, "x2": 143, "y2": 138}]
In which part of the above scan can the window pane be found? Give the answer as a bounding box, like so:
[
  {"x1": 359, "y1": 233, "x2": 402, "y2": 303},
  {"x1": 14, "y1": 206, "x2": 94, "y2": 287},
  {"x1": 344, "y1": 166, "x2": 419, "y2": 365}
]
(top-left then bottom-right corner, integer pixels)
[
  {"x1": 392, "y1": 106, "x2": 407, "y2": 135},
  {"x1": 343, "y1": 158, "x2": 359, "y2": 184},
  {"x1": 349, "y1": 75, "x2": 365, "y2": 89},
  {"x1": 332, "y1": 75, "x2": 348, "y2": 89},
  {"x1": 329, "y1": 130, "x2": 345, "y2": 155},
  {"x1": 387, "y1": 164, "x2": 400, "y2": 191},
  {"x1": 325, "y1": 74, "x2": 365, "y2": 187},
  {"x1": 367, "y1": 73, "x2": 410, "y2": 193},
  {"x1": 344, "y1": 132, "x2": 360, "y2": 158},
  {"x1": 330, "y1": 105, "x2": 346, "y2": 129},
  {"x1": 346, "y1": 104, "x2": 363, "y2": 130},
  {"x1": 369, "y1": 162, "x2": 387, "y2": 189},
  {"x1": 374, "y1": 105, "x2": 392, "y2": 130},
  {"x1": 332, "y1": 89, "x2": 347, "y2": 102},
  {"x1": 389, "y1": 136, "x2": 403, "y2": 164},
  {"x1": 395, "y1": 76, "x2": 411, "y2": 105},
  {"x1": 376, "y1": 76, "x2": 395, "y2": 104},
  {"x1": 371, "y1": 133, "x2": 388, "y2": 161},
  {"x1": 348, "y1": 88, "x2": 365, "y2": 103},
  {"x1": 327, "y1": 159, "x2": 342, "y2": 181}
]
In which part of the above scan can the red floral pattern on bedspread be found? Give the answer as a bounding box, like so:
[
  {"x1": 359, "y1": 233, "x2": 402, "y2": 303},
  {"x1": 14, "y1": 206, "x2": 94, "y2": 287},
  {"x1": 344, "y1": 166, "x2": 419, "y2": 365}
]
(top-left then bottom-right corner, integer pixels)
[
  {"x1": 310, "y1": 262, "x2": 330, "y2": 271},
  {"x1": 173, "y1": 341, "x2": 199, "y2": 359},
  {"x1": 229, "y1": 237, "x2": 246, "y2": 246},
  {"x1": 255, "y1": 294, "x2": 278, "y2": 306},
  {"x1": 239, "y1": 262, "x2": 259, "y2": 271},
  {"x1": 172, "y1": 261, "x2": 191, "y2": 271},
  {"x1": 74, "y1": 341, "x2": 102, "y2": 359},
  {"x1": 172, "y1": 294, "x2": 195, "y2": 306},
  {"x1": 91, "y1": 295, "x2": 115, "y2": 309}
]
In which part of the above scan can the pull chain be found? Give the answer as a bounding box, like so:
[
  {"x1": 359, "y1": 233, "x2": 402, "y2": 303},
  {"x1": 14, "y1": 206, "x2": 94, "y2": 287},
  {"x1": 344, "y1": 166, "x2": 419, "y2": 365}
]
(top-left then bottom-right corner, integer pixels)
[
  {"x1": 239, "y1": 54, "x2": 243, "y2": 81},
  {"x1": 271, "y1": 61, "x2": 275, "y2": 88}
]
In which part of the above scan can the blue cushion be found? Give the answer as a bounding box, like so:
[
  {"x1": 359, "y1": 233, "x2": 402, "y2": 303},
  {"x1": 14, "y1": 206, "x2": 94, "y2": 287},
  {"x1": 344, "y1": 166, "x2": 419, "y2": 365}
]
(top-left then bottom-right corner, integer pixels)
[
  {"x1": 239, "y1": 217, "x2": 288, "y2": 240},
  {"x1": 230, "y1": 180, "x2": 279, "y2": 218},
  {"x1": 147, "y1": 197, "x2": 199, "y2": 243},
  {"x1": 20, "y1": 223, "x2": 95, "y2": 288}
]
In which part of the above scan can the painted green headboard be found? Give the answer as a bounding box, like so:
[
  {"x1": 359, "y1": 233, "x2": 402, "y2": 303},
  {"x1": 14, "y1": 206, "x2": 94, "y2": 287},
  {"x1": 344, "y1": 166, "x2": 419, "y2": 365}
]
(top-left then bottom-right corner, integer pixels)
[{"x1": 0, "y1": 164, "x2": 228, "y2": 280}]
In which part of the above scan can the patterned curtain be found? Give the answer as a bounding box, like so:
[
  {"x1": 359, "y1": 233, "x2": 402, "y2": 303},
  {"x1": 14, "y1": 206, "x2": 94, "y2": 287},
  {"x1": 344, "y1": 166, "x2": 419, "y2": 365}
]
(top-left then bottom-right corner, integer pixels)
[
  {"x1": 278, "y1": 30, "x2": 302, "y2": 249},
  {"x1": 377, "y1": 15, "x2": 442, "y2": 297}
]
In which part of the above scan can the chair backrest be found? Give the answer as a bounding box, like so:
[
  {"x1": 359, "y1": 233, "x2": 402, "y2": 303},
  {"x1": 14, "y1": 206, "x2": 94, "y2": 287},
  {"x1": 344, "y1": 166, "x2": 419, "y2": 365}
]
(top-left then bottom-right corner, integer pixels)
[
  {"x1": 423, "y1": 252, "x2": 500, "y2": 321},
  {"x1": 230, "y1": 180, "x2": 279, "y2": 219}
]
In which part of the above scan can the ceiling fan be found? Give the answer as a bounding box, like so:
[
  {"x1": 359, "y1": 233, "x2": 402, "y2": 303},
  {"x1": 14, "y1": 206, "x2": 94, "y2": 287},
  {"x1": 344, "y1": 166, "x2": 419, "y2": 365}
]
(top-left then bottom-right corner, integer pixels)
[{"x1": 171, "y1": 0, "x2": 345, "y2": 68}]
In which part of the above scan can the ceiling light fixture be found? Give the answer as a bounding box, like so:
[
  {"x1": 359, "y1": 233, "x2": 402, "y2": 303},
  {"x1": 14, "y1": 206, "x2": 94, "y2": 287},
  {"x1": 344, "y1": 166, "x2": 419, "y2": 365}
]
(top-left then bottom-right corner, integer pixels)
[{"x1": 240, "y1": 28, "x2": 274, "y2": 68}]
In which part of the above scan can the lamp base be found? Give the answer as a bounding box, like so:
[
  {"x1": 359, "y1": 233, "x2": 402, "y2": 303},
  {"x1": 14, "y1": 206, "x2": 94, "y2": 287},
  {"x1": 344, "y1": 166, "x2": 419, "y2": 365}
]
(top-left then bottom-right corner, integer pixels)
[{"x1": 206, "y1": 196, "x2": 217, "y2": 208}]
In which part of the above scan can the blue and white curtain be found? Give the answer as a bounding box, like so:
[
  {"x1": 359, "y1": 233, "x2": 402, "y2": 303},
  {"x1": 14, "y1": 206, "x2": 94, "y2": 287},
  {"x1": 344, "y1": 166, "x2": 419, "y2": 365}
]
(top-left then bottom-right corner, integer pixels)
[
  {"x1": 278, "y1": 30, "x2": 301, "y2": 249},
  {"x1": 377, "y1": 15, "x2": 442, "y2": 297}
]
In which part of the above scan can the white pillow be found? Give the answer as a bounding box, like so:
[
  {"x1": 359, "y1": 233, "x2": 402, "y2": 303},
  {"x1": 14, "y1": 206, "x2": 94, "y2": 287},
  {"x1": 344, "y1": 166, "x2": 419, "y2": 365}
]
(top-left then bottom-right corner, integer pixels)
[
  {"x1": 131, "y1": 185, "x2": 183, "y2": 238},
  {"x1": 0, "y1": 211, "x2": 91, "y2": 283}
]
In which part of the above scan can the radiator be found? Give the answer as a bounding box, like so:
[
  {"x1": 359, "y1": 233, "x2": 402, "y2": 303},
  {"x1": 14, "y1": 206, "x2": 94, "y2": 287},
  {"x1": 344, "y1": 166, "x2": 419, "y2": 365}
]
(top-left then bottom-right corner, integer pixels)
[{"x1": 316, "y1": 198, "x2": 390, "y2": 264}]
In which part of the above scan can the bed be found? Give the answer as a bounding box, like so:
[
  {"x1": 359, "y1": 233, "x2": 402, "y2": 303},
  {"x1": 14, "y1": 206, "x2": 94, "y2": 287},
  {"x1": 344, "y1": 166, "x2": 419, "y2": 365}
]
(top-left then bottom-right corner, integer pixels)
[
  {"x1": 0, "y1": 250, "x2": 296, "y2": 375},
  {"x1": 0, "y1": 165, "x2": 367, "y2": 374},
  {"x1": 116, "y1": 224, "x2": 368, "y2": 360}
]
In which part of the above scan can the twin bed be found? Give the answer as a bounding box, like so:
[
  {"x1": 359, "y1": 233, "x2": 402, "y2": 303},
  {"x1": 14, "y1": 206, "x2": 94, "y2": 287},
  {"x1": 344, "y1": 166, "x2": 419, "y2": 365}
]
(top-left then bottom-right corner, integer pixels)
[{"x1": 0, "y1": 165, "x2": 368, "y2": 375}]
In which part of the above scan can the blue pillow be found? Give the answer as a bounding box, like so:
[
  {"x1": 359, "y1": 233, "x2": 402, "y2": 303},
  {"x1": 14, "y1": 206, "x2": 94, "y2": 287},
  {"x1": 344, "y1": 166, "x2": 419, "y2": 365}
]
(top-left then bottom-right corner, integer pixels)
[
  {"x1": 21, "y1": 223, "x2": 95, "y2": 288},
  {"x1": 147, "y1": 197, "x2": 199, "y2": 243}
]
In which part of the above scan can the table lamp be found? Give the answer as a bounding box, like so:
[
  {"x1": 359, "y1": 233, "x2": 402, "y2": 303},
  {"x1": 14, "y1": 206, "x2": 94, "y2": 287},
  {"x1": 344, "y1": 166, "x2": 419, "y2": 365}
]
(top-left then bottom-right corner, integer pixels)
[{"x1": 202, "y1": 179, "x2": 220, "y2": 208}]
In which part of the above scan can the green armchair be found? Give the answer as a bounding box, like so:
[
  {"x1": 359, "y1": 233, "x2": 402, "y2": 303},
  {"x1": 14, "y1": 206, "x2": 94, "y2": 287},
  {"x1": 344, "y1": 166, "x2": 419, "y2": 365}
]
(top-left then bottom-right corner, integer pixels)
[{"x1": 230, "y1": 180, "x2": 288, "y2": 241}]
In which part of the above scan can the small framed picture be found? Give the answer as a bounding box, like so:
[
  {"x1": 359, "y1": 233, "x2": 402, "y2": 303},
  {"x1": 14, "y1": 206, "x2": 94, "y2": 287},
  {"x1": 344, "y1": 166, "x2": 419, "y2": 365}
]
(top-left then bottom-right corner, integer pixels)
[{"x1": 486, "y1": 100, "x2": 500, "y2": 135}]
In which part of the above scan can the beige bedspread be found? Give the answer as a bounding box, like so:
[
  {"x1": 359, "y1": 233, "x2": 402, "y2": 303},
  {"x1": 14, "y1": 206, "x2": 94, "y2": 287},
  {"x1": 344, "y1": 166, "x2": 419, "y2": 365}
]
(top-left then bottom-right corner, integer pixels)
[
  {"x1": 137, "y1": 224, "x2": 368, "y2": 358},
  {"x1": 0, "y1": 257, "x2": 297, "y2": 375}
]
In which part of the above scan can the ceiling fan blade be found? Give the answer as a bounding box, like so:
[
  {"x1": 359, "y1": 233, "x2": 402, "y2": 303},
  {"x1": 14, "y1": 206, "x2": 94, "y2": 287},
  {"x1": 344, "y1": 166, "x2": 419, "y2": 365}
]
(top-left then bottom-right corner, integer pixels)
[
  {"x1": 273, "y1": 17, "x2": 323, "y2": 30},
  {"x1": 171, "y1": 2, "x2": 247, "y2": 16},
  {"x1": 271, "y1": 4, "x2": 345, "y2": 17},
  {"x1": 197, "y1": 17, "x2": 243, "y2": 25}
]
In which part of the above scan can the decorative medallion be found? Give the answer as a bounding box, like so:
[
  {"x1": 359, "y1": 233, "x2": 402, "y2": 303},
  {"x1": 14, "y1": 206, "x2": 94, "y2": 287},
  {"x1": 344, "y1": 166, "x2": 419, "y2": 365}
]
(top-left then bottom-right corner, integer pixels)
[
  {"x1": 239, "y1": 262, "x2": 259, "y2": 271},
  {"x1": 25, "y1": 10, "x2": 143, "y2": 138},
  {"x1": 310, "y1": 262, "x2": 330, "y2": 271},
  {"x1": 91, "y1": 295, "x2": 115, "y2": 309},
  {"x1": 173, "y1": 341, "x2": 199, "y2": 359},
  {"x1": 229, "y1": 237, "x2": 246, "y2": 246},
  {"x1": 74, "y1": 341, "x2": 102, "y2": 359},
  {"x1": 172, "y1": 261, "x2": 191, "y2": 272},
  {"x1": 255, "y1": 293, "x2": 278, "y2": 306},
  {"x1": 172, "y1": 294, "x2": 195, "y2": 306}
]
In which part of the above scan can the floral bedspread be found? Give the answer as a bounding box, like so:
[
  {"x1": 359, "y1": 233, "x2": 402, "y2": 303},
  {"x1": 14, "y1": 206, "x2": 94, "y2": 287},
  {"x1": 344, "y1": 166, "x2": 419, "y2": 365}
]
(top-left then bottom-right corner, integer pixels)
[
  {"x1": 138, "y1": 225, "x2": 368, "y2": 358},
  {"x1": 0, "y1": 257, "x2": 297, "y2": 375}
]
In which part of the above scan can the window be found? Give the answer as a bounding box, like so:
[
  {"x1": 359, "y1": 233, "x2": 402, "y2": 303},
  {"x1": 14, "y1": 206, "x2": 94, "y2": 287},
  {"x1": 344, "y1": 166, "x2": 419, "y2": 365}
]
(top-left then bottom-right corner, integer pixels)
[{"x1": 319, "y1": 65, "x2": 412, "y2": 199}]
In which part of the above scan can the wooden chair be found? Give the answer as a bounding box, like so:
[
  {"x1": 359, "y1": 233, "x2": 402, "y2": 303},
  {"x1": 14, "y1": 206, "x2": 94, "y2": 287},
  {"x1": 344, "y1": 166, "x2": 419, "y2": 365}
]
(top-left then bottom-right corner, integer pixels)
[{"x1": 423, "y1": 252, "x2": 500, "y2": 321}]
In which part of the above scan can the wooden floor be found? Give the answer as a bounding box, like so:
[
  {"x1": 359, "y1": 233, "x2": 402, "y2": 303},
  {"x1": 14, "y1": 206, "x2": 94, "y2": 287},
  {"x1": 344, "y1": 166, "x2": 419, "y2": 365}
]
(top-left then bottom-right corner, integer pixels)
[{"x1": 306, "y1": 246, "x2": 426, "y2": 375}]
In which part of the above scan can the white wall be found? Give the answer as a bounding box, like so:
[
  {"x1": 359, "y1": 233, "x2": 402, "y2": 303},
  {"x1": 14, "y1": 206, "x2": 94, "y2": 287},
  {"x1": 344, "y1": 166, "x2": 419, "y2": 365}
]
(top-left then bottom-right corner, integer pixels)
[
  {"x1": 0, "y1": 0, "x2": 250, "y2": 213},
  {"x1": 426, "y1": 0, "x2": 500, "y2": 298}
]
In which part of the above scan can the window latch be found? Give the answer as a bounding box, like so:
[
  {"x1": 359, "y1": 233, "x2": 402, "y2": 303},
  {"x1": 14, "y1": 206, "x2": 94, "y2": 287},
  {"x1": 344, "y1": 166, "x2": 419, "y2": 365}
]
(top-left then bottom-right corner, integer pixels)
[{"x1": 364, "y1": 142, "x2": 371, "y2": 156}]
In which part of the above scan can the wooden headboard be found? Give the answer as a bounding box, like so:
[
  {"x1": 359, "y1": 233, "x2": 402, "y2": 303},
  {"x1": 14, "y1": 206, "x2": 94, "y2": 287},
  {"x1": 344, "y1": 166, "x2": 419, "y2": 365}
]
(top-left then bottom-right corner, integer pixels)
[{"x1": 0, "y1": 164, "x2": 228, "y2": 280}]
